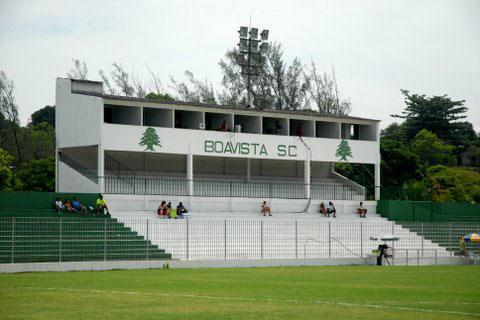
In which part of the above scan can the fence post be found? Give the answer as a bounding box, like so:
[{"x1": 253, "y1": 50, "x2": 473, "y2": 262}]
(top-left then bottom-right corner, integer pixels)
[
  {"x1": 435, "y1": 249, "x2": 438, "y2": 266},
  {"x1": 103, "y1": 219, "x2": 107, "y2": 261},
  {"x1": 406, "y1": 249, "x2": 408, "y2": 266},
  {"x1": 417, "y1": 249, "x2": 420, "y2": 266},
  {"x1": 224, "y1": 219, "x2": 227, "y2": 260},
  {"x1": 260, "y1": 220, "x2": 264, "y2": 259},
  {"x1": 449, "y1": 222, "x2": 453, "y2": 258},
  {"x1": 146, "y1": 219, "x2": 149, "y2": 261},
  {"x1": 328, "y1": 221, "x2": 331, "y2": 259},
  {"x1": 360, "y1": 221, "x2": 363, "y2": 258},
  {"x1": 11, "y1": 217, "x2": 15, "y2": 264},
  {"x1": 421, "y1": 223, "x2": 424, "y2": 257},
  {"x1": 59, "y1": 218, "x2": 63, "y2": 262},
  {"x1": 295, "y1": 221, "x2": 298, "y2": 259},
  {"x1": 186, "y1": 219, "x2": 190, "y2": 260}
]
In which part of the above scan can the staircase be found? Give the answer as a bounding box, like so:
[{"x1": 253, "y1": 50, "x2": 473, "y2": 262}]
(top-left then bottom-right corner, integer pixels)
[{"x1": 0, "y1": 214, "x2": 172, "y2": 263}]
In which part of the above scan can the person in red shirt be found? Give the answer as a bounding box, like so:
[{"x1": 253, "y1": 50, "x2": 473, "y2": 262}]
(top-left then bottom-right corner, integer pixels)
[{"x1": 220, "y1": 120, "x2": 229, "y2": 132}]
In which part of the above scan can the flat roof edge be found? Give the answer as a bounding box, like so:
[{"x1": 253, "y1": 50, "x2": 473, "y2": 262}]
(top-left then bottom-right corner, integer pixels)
[{"x1": 71, "y1": 90, "x2": 380, "y2": 122}]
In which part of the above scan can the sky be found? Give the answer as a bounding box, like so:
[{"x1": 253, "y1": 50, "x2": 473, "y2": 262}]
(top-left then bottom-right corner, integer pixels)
[{"x1": 0, "y1": 0, "x2": 479, "y2": 129}]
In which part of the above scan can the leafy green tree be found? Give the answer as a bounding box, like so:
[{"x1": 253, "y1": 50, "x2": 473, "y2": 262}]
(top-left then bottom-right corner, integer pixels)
[
  {"x1": 425, "y1": 165, "x2": 480, "y2": 202},
  {"x1": 21, "y1": 122, "x2": 55, "y2": 162},
  {"x1": 139, "y1": 127, "x2": 161, "y2": 151},
  {"x1": 393, "y1": 90, "x2": 476, "y2": 155},
  {"x1": 16, "y1": 157, "x2": 55, "y2": 191},
  {"x1": 30, "y1": 105, "x2": 55, "y2": 127},
  {"x1": 465, "y1": 144, "x2": 480, "y2": 167},
  {"x1": 145, "y1": 92, "x2": 175, "y2": 101},
  {"x1": 380, "y1": 122, "x2": 407, "y2": 143},
  {"x1": 0, "y1": 148, "x2": 13, "y2": 190},
  {"x1": 410, "y1": 129, "x2": 456, "y2": 169},
  {"x1": 335, "y1": 140, "x2": 352, "y2": 161},
  {"x1": 380, "y1": 138, "x2": 419, "y2": 186}
]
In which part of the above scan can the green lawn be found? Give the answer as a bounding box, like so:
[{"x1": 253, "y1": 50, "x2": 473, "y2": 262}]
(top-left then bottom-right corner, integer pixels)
[{"x1": 1, "y1": 266, "x2": 479, "y2": 319}]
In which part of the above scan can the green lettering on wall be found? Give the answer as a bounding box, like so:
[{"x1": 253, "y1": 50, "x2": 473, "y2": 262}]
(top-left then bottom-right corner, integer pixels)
[
  {"x1": 240, "y1": 143, "x2": 249, "y2": 155},
  {"x1": 214, "y1": 141, "x2": 223, "y2": 153},
  {"x1": 260, "y1": 144, "x2": 268, "y2": 156},
  {"x1": 288, "y1": 145, "x2": 297, "y2": 157},
  {"x1": 205, "y1": 140, "x2": 214, "y2": 153},
  {"x1": 277, "y1": 144, "x2": 286, "y2": 157},
  {"x1": 251, "y1": 143, "x2": 259, "y2": 155},
  {"x1": 224, "y1": 142, "x2": 233, "y2": 154}
]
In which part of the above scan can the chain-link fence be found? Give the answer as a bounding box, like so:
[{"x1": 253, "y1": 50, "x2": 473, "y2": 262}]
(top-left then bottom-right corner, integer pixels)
[{"x1": 1, "y1": 217, "x2": 478, "y2": 265}]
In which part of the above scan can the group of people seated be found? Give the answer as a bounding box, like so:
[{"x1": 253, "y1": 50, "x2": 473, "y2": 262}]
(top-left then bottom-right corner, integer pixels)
[
  {"x1": 319, "y1": 201, "x2": 337, "y2": 217},
  {"x1": 157, "y1": 201, "x2": 188, "y2": 219},
  {"x1": 55, "y1": 193, "x2": 110, "y2": 215},
  {"x1": 318, "y1": 201, "x2": 368, "y2": 218}
]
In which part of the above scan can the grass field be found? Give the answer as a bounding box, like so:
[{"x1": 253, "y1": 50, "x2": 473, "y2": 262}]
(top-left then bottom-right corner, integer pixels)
[{"x1": 1, "y1": 266, "x2": 479, "y2": 319}]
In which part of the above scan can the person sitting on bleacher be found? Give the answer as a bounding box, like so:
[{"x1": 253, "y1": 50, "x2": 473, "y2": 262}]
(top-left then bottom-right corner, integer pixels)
[
  {"x1": 176, "y1": 202, "x2": 188, "y2": 218},
  {"x1": 96, "y1": 194, "x2": 110, "y2": 215},
  {"x1": 64, "y1": 199, "x2": 76, "y2": 214},
  {"x1": 167, "y1": 202, "x2": 178, "y2": 219},
  {"x1": 72, "y1": 196, "x2": 87, "y2": 215},
  {"x1": 327, "y1": 201, "x2": 336, "y2": 218},
  {"x1": 357, "y1": 201, "x2": 367, "y2": 218},
  {"x1": 319, "y1": 202, "x2": 327, "y2": 216},
  {"x1": 157, "y1": 201, "x2": 168, "y2": 218},
  {"x1": 261, "y1": 200, "x2": 272, "y2": 216},
  {"x1": 55, "y1": 197, "x2": 64, "y2": 213}
]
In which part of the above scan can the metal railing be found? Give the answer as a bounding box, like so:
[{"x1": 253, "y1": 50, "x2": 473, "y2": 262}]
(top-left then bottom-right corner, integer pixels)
[
  {"x1": 1, "y1": 218, "x2": 477, "y2": 264},
  {"x1": 104, "y1": 176, "x2": 365, "y2": 200}
]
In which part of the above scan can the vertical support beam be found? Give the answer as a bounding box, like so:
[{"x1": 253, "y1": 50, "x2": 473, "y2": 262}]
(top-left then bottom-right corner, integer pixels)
[
  {"x1": 186, "y1": 219, "x2": 190, "y2": 260},
  {"x1": 304, "y1": 150, "x2": 311, "y2": 199},
  {"x1": 295, "y1": 221, "x2": 298, "y2": 259},
  {"x1": 246, "y1": 158, "x2": 251, "y2": 183},
  {"x1": 98, "y1": 144, "x2": 105, "y2": 193},
  {"x1": 55, "y1": 149, "x2": 59, "y2": 192},
  {"x1": 187, "y1": 151, "x2": 193, "y2": 196},
  {"x1": 374, "y1": 163, "x2": 380, "y2": 200}
]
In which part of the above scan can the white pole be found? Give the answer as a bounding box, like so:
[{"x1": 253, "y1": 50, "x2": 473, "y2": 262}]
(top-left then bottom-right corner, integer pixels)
[
  {"x1": 374, "y1": 163, "x2": 380, "y2": 200},
  {"x1": 187, "y1": 152, "x2": 193, "y2": 196},
  {"x1": 98, "y1": 144, "x2": 104, "y2": 193},
  {"x1": 304, "y1": 151, "x2": 311, "y2": 199}
]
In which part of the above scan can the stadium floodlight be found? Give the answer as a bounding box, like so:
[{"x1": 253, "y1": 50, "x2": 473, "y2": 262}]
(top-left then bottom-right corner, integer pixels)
[
  {"x1": 260, "y1": 29, "x2": 269, "y2": 41},
  {"x1": 239, "y1": 26, "x2": 248, "y2": 38},
  {"x1": 237, "y1": 25, "x2": 270, "y2": 107},
  {"x1": 249, "y1": 28, "x2": 258, "y2": 39},
  {"x1": 239, "y1": 38, "x2": 249, "y2": 52},
  {"x1": 260, "y1": 42, "x2": 269, "y2": 55}
]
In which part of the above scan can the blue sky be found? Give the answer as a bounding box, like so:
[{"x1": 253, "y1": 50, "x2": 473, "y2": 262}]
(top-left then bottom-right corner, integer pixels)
[{"x1": 1, "y1": 0, "x2": 479, "y2": 129}]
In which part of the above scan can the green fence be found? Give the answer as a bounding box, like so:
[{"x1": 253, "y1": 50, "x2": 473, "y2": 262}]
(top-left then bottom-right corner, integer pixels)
[
  {"x1": 377, "y1": 200, "x2": 480, "y2": 222},
  {"x1": 0, "y1": 192, "x2": 99, "y2": 218}
]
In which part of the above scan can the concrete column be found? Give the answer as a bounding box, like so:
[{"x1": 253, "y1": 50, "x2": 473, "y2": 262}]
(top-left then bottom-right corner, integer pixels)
[
  {"x1": 375, "y1": 163, "x2": 380, "y2": 200},
  {"x1": 55, "y1": 148, "x2": 59, "y2": 192},
  {"x1": 304, "y1": 151, "x2": 311, "y2": 199},
  {"x1": 246, "y1": 158, "x2": 251, "y2": 182},
  {"x1": 187, "y1": 152, "x2": 193, "y2": 196},
  {"x1": 98, "y1": 144, "x2": 104, "y2": 193}
]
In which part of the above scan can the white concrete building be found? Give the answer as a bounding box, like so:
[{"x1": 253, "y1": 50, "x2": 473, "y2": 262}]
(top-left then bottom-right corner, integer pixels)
[{"x1": 55, "y1": 78, "x2": 380, "y2": 212}]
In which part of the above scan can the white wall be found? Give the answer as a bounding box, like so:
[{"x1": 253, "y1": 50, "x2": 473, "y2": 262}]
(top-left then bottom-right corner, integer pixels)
[
  {"x1": 103, "y1": 124, "x2": 380, "y2": 165},
  {"x1": 56, "y1": 78, "x2": 103, "y2": 148},
  {"x1": 58, "y1": 161, "x2": 99, "y2": 193}
]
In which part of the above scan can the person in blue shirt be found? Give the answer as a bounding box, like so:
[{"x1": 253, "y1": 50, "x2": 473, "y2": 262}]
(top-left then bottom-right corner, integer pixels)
[{"x1": 72, "y1": 196, "x2": 87, "y2": 214}]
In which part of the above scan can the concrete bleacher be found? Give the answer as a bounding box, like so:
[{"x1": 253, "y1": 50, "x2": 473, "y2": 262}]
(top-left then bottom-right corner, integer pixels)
[
  {"x1": 0, "y1": 192, "x2": 172, "y2": 263},
  {"x1": 107, "y1": 196, "x2": 450, "y2": 262}
]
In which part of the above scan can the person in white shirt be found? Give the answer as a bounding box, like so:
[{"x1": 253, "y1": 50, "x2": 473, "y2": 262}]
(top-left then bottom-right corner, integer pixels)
[
  {"x1": 357, "y1": 201, "x2": 367, "y2": 218},
  {"x1": 55, "y1": 197, "x2": 64, "y2": 213},
  {"x1": 327, "y1": 201, "x2": 336, "y2": 218}
]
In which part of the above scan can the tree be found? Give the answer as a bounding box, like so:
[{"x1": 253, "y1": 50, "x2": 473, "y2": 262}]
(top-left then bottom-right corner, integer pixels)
[
  {"x1": 0, "y1": 148, "x2": 13, "y2": 190},
  {"x1": 67, "y1": 59, "x2": 88, "y2": 80},
  {"x1": 30, "y1": 105, "x2": 55, "y2": 127},
  {"x1": 393, "y1": 90, "x2": 476, "y2": 153},
  {"x1": 170, "y1": 71, "x2": 216, "y2": 104},
  {"x1": 16, "y1": 157, "x2": 55, "y2": 191},
  {"x1": 305, "y1": 62, "x2": 351, "y2": 115},
  {"x1": 335, "y1": 140, "x2": 353, "y2": 161},
  {"x1": 380, "y1": 122, "x2": 407, "y2": 143},
  {"x1": 425, "y1": 165, "x2": 480, "y2": 202},
  {"x1": 380, "y1": 138, "x2": 419, "y2": 186},
  {"x1": 145, "y1": 92, "x2": 175, "y2": 101},
  {"x1": 410, "y1": 129, "x2": 456, "y2": 170},
  {"x1": 465, "y1": 144, "x2": 480, "y2": 167},
  {"x1": 0, "y1": 71, "x2": 22, "y2": 163},
  {"x1": 21, "y1": 122, "x2": 55, "y2": 163},
  {"x1": 139, "y1": 127, "x2": 161, "y2": 151}
]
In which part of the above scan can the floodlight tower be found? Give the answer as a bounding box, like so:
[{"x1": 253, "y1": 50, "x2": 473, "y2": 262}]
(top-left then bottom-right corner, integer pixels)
[{"x1": 237, "y1": 26, "x2": 269, "y2": 107}]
